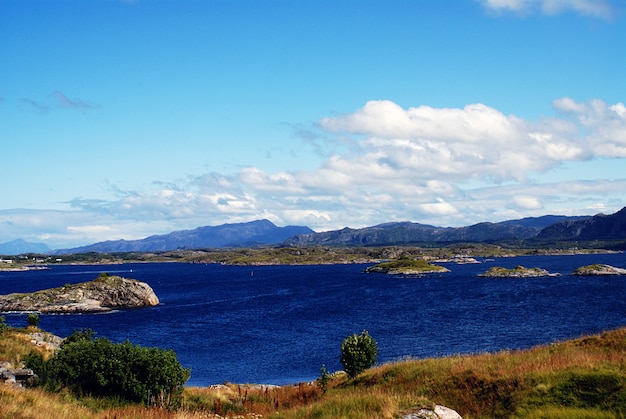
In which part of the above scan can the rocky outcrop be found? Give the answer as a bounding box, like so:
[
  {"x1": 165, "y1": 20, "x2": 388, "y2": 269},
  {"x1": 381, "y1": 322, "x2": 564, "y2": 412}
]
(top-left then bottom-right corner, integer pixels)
[
  {"x1": 0, "y1": 274, "x2": 159, "y2": 313},
  {"x1": 365, "y1": 259, "x2": 450, "y2": 275},
  {"x1": 572, "y1": 264, "x2": 626, "y2": 276},
  {"x1": 0, "y1": 363, "x2": 38, "y2": 387},
  {"x1": 479, "y1": 265, "x2": 558, "y2": 278},
  {"x1": 28, "y1": 331, "x2": 64, "y2": 352}
]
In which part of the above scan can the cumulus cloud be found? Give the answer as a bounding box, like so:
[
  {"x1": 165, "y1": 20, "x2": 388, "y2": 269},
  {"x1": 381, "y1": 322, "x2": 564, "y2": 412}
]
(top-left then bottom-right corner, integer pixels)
[
  {"x1": 316, "y1": 99, "x2": 608, "y2": 184},
  {"x1": 478, "y1": 0, "x2": 616, "y2": 19},
  {"x1": 3, "y1": 97, "x2": 626, "y2": 248},
  {"x1": 552, "y1": 97, "x2": 626, "y2": 157}
]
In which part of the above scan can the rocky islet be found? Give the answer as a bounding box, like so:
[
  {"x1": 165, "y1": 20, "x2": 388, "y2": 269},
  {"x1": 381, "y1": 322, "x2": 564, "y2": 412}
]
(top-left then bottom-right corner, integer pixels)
[{"x1": 0, "y1": 274, "x2": 159, "y2": 313}]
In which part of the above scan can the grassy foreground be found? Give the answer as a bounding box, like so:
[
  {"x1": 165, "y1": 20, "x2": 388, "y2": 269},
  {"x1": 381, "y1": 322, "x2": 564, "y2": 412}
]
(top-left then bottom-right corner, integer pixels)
[{"x1": 1, "y1": 326, "x2": 625, "y2": 418}]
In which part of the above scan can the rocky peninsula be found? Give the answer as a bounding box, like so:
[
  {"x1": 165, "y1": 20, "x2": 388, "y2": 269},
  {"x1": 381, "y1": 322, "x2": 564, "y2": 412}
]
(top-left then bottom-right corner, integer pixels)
[
  {"x1": 0, "y1": 273, "x2": 159, "y2": 313},
  {"x1": 572, "y1": 264, "x2": 626, "y2": 276},
  {"x1": 479, "y1": 265, "x2": 559, "y2": 278}
]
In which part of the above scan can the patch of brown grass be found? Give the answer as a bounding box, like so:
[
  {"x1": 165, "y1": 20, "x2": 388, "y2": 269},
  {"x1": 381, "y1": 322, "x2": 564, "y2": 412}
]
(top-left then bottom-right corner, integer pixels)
[
  {"x1": 0, "y1": 385, "x2": 97, "y2": 419},
  {"x1": 0, "y1": 327, "x2": 54, "y2": 367}
]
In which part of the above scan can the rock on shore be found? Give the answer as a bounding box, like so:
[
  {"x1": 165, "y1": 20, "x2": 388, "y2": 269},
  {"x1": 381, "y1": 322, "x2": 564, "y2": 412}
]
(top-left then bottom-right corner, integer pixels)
[{"x1": 0, "y1": 274, "x2": 159, "y2": 313}]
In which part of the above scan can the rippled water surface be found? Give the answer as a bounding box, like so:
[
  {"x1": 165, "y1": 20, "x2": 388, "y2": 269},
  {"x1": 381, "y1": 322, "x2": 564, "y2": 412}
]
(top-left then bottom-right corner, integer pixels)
[{"x1": 2, "y1": 253, "x2": 625, "y2": 386}]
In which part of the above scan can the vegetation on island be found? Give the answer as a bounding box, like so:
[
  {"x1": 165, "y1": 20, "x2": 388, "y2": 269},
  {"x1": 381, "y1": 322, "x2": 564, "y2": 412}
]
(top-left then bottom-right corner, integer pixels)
[
  {"x1": 365, "y1": 255, "x2": 449, "y2": 274},
  {"x1": 3, "y1": 241, "x2": 619, "y2": 269},
  {"x1": 479, "y1": 265, "x2": 557, "y2": 278},
  {"x1": 2, "y1": 316, "x2": 626, "y2": 418},
  {"x1": 572, "y1": 264, "x2": 626, "y2": 276}
]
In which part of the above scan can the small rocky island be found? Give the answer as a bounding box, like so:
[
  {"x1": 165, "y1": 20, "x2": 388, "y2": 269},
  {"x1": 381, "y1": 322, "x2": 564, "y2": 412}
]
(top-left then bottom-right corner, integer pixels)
[
  {"x1": 0, "y1": 273, "x2": 159, "y2": 313},
  {"x1": 572, "y1": 264, "x2": 626, "y2": 276},
  {"x1": 365, "y1": 258, "x2": 450, "y2": 275},
  {"x1": 479, "y1": 265, "x2": 559, "y2": 278}
]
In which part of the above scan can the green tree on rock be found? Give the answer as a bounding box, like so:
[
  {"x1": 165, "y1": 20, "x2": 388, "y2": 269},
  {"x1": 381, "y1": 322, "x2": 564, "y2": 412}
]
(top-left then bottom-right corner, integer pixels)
[
  {"x1": 340, "y1": 330, "x2": 378, "y2": 379},
  {"x1": 27, "y1": 313, "x2": 40, "y2": 327}
]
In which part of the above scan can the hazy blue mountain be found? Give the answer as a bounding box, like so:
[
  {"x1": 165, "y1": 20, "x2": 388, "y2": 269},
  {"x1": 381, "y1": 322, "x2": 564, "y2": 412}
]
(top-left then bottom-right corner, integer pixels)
[
  {"x1": 537, "y1": 207, "x2": 626, "y2": 240},
  {"x1": 49, "y1": 207, "x2": 626, "y2": 254},
  {"x1": 0, "y1": 239, "x2": 51, "y2": 255},
  {"x1": 54, "y1": 220, "x2": 313, "y2": 254}
]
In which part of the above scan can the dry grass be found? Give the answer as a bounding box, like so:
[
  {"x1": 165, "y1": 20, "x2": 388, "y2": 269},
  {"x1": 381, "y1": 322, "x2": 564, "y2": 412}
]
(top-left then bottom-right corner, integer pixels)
[
  {"x1": 0, "y1": 386, "x2": 97, "y2": 419},
  {"x1": 1, "y1": 327, "x2": 625, "y2": 418},
  {"x1": 0, "y1": 327, "x2": 56, "y2": 366}
]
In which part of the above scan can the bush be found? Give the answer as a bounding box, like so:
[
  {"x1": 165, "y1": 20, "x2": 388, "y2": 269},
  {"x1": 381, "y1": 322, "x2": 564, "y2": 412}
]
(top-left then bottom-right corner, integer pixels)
[
  {"x1": 318, "y1": 364, "x2": 331, "y2": 394},
  {"x1": 340, "y1": 331, "x2": 378, "y2": 379},
  {"x1": 28, "y1": 330, "x2": 190, "y2": 408},
  {"x1": 27, "y1": 313, "x2": 40, "y2": 327}
]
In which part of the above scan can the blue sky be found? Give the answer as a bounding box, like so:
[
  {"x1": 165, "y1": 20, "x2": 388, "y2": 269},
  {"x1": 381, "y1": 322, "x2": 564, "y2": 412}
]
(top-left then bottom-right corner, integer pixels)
[{"x1": 1, "y1": 0, "x2": 625, "y2": 249}]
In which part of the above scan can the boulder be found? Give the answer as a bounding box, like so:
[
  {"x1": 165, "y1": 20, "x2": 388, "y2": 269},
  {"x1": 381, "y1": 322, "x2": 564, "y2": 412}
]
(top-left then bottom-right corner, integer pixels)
[
  {"x1": 402, "y1": 405, "x2": 463, "y2": 419},
  {"x1": 0, "y1": 274, "x2": 159, "y2": 313},
  {"x1": 0, "y1": 366, "x2": 38, "y2": 387}
]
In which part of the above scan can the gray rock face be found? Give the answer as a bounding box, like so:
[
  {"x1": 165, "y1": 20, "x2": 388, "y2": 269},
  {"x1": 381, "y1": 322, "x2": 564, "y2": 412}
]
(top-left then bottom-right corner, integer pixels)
[
  {"x1": 0, "y1": 275, "x2": 159, "y2": 313},
  {"x1": 0, "y1": 362, "x2": 38, "y2": 387}
]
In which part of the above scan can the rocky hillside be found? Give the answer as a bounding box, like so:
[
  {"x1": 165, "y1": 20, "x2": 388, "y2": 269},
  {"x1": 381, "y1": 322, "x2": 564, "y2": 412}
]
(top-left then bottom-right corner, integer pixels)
[
  {"x1": 283, "y1": 215, "x2": 591, "y2": 247},
  {"x1": 537, "y1": 207, "x2": 626, "y2": 240},
  {"x1": 0, "y1": 274, "x2": 159, "y2": 313}
]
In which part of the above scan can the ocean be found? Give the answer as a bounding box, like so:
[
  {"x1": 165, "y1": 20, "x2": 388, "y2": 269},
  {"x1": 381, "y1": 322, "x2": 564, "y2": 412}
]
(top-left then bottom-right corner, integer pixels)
[{"x1": 1, "y1": 253, "x2": 625, "y2": 387}]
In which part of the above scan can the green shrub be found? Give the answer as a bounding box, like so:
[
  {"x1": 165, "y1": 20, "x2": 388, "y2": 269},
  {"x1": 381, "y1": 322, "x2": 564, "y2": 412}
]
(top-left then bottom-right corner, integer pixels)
[
  {"x1": 28, "y1": 330, "x2": 190, "y2": 408},
  {"x1": 318, "y1": 364, "x2": 331, "y2": 394},
  {"x1": 27, "y1": 313, "x2": 40, "y2": 327},
  {"x1": 340, "y1": 331, "x2": 378, "y2": 379},
  {"x1": 550, "y1": 371, "x2": 625, "y2": 411},
  {"x1": 0, "y1": 315, "x2": 7, "y2": 332}
]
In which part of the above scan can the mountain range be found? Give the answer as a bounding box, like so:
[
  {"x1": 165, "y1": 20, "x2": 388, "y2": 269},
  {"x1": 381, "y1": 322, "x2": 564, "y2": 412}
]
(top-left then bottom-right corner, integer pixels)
[
  {"x1": 285, "y1": 208, "x2": 626, "y2": 246},
  {"x1": 3, "y1": 207, "x2": 626, "y2": 256},
  {"x1": 52, "y1": 220, "x2": 313, "y2": 254},
  {"x1": 282, "y1": 215, "x2": 588, "y2": 246}
]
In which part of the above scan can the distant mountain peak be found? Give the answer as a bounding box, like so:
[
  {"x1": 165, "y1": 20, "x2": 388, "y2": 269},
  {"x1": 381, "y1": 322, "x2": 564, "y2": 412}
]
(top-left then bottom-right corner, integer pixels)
[
  {"x1": 0, "y1": 239, "x2": 51, "y2": 256},
  {"x1": 53, "y1": 220, "x2": 313, "y2": 254}
]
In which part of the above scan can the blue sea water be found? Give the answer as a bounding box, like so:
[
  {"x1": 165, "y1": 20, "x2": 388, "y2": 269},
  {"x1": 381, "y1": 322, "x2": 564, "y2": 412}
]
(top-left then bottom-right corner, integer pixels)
[{"x1": 1, "y1": 253, "x2": 625, "y2": 387}]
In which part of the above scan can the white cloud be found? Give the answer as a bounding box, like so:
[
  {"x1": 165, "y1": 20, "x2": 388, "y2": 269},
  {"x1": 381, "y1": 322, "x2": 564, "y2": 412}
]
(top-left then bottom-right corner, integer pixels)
[
  {"x1": 478, "y1": 0, "x2": 616, "y2": 19},
  {"x1": 67, "y1": 225, "x2": 113, "y2": 234},
  {"x1": 552, "y1": 97, "x2": 626, "y2": 157},
  {"x1": 2, "y1": 98, "x2": 626, "y2": 248},
  {"x1": 512, "y1": 195, "x2": 543, "y2": 209},
  {"x1": 418, "y1": 200, "x2": 459, "y2": 216},
  {"x1": 317, "y1": 99, "x2": 615, "y2": 184}
]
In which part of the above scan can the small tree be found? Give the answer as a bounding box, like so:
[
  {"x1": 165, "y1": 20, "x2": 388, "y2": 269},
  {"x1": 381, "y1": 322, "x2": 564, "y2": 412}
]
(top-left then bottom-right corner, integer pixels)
[
  {"x1": 27, "y1": 313, "x2": 40, "y2": 328},
  {"x1": 317, "y1": 364, "x2": 330, "y2": 394},
  {"x1": 0, "y1": 315, "x2": 8, "y2": 333},
  {"x1": 340, "y1": 330, "x2": 378, "y2": 379}
]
